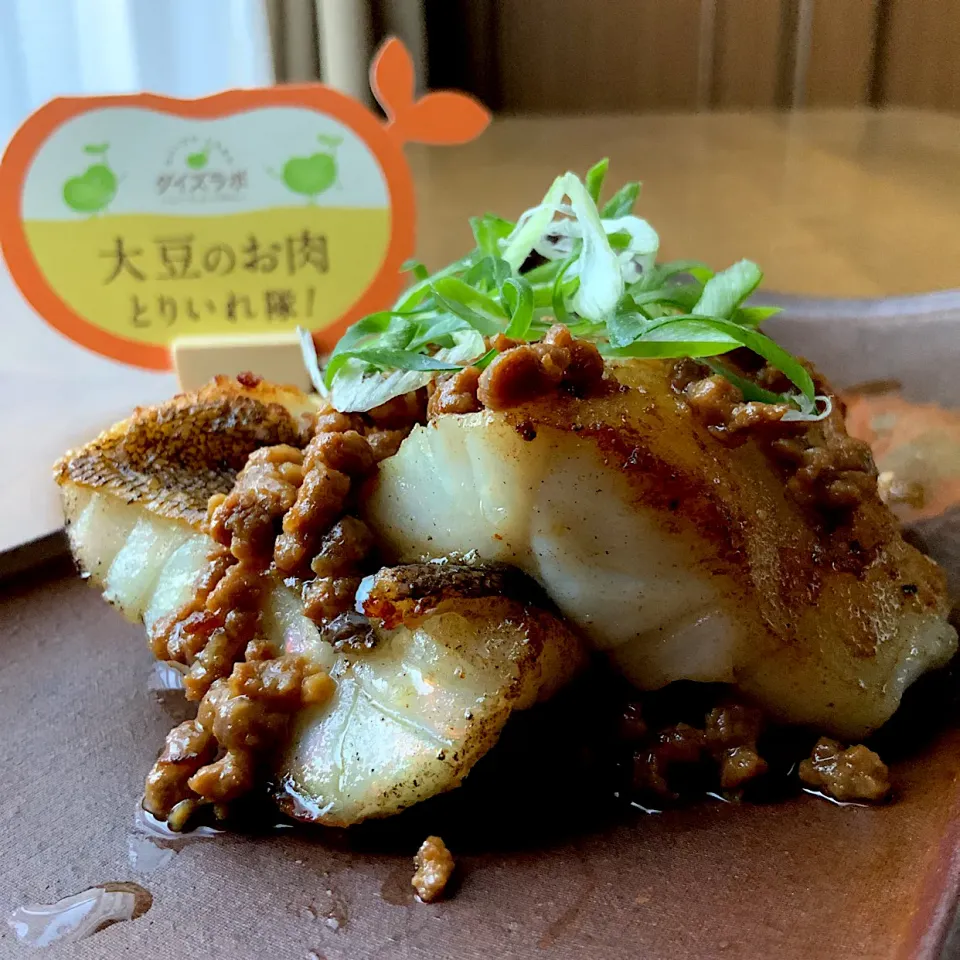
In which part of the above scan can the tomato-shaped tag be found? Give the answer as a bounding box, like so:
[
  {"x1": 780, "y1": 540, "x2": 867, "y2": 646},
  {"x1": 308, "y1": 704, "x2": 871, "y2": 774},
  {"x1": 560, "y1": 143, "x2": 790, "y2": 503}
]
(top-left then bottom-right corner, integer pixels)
[{"x1": 0, "y1": 39, "x2": 490, "y2": 370}]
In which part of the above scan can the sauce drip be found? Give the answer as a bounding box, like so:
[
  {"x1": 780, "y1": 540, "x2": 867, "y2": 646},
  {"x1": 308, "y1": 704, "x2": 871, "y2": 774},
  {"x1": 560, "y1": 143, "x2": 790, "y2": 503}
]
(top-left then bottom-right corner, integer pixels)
[
  {"x1": 148, "y1": 660, "x2": 187, "y2": 693},
  {"x1": 133, "y1": 803, "x2": 222, "y2": 840},
  {"x1": 128, "y1": 803, "x2": 221, "y2": 874},
  {"x1": 7, "y1": 883, "x2": 151, "y2": 947}
]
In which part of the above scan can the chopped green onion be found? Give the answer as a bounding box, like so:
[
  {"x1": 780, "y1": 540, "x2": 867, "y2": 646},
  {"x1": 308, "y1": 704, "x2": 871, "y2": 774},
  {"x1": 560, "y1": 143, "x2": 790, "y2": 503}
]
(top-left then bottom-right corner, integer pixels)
[
  {"x1": 585, "y1": 157, "x2": 609, "y2": 204},
  {"x1": 735, "y1": 305, "x2": 781, "y2": 327},
  {"x1": 563, "y1": 172, "x2": 622, "y2": 321},
  {"x1": 393, "y1": 254, "x2": 473, "y2": 312},
  {"x1": 609, "y1": 315, "x2": 815, "y2": 403},
  {"x1": 464, "y1": 255, "x2": 512, "y2": 291},
  {"x1": 606, "y1": 309, "x2": 651, "y2": 349},
  {"x1": 501, "y1": 275, "x2": 535, "y2": 339},
  {"x1": 532, "y1": 281, "x2": 557, "y2": 307},
  {"x1": 627, "y1": 283, "x2": 701, "y2": 314},
  {"x1": 552, "y1": 256, "x2": 580, "y2": 327},
  {"x1": 377, "y1": 317, "x2": 418, "y2": 351},
  {"x1": 406, "y1": 314, "x2": 469, "y2": 351},
  {"x1": 470, "y1": 214, "x2": 515, "y2": 258},
  {"x1": 686, "y1": 266, "x2": 715, "y2": 285},
  {"x1": 501, "y1": 174, "x2": 566, "y2": 270},
  {"x1": 600, "y1": 180, "x2": 640, "y2": 218},
  {"x1": 430, "y1": 276, "x2": 507, "y2": 337},
  {"x1": 401, "y1": 258, "x2": 430, "y2": 282},
  {"x1": 474, "y1": 347, "x2": 498, "y2": 370},
  {"x1": 328, "y1": 329, "x2": 485, "y2": 412},
  {"x1": 335, "y1": 348, "x2": 463, "y2": 373},
  {"x1": 315, "y1": 162, "x2": 816, "y2": 416},
  {"x1": 522, "y1": 259, "x2": 567, "y2": 285},
  {"x1": 704, "y1": 360, "x2": 785, "y2": 405},
  {"x1": 656, "y1": 258, "x2": 712, "y2": 278},
  {"x1": 693, "y1": 259, "x2": 762, "y2": 319},
  {"x1": 329, "y1": 312, "x2": 399, "y2": 361},
  {"x1": 298, "y1": 326, "x2": 327, "y2": 396}
]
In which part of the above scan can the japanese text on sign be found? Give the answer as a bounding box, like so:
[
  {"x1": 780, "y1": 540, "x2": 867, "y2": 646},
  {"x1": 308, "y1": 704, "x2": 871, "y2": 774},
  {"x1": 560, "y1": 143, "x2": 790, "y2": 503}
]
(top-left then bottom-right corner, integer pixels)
[
  {"x1": 97, "y1": 230, "x2": 329, "y2": 329},
  {"x1": 101, "y1": 231, "x2": 329, "y2": 285},
  {"x1": 128, "y1": 288, "x2": 316, "y2": 328}
]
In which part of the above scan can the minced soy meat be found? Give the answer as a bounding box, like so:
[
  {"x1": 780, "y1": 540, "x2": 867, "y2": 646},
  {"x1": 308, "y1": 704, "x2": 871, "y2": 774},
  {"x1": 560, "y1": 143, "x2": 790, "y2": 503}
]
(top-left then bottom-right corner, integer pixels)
[
  {"x1": 143, "y1": 653, "x2": 333, "y2": 819},
  {"x1": 477, "y1": 325, "x2": 606, "y2": 410},
  {"x1": 425, "y1": 324, "x2": 608, "y2": 417},
  {"x1": 412, "y1": 835, "x2": 455, "y2": 903},
  {"x1": 143, "y1": 382, "x2": 425, "y2": 826},
  {"x1": 629, "y1": 697, "x2": 770, "y2": 803},
  {"x1": 671, "y1": 357, "x2": 879, "y2": 516},
  {"x1": 799, "y1": 737, "x2": 891, "y2": 802},
  {"x1": 427, "y1": 366, "x2": 482, "y2": 418},
  {"x1": 621, "y1": 683, "x2": 890, "y2": 807}
]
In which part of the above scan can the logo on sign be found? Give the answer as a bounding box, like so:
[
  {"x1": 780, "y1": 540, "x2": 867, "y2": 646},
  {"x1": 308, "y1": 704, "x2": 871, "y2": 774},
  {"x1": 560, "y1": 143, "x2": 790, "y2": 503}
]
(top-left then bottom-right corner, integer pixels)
[{"x1": 155, "y1": 138, "x2": 249, "y2": 203}]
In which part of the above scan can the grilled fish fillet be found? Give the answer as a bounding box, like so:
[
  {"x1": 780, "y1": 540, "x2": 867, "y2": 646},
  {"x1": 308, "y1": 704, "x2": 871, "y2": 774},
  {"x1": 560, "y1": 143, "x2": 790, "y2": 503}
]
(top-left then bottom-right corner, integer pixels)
[
  {"x1": 53, "y1": 377, "x2": 583, "y2": 824},
  {"x1": 364, "y1": 359, "x2": 957, "y2": 740},
  {"x1": 280, "y1": 563, "x2": 583, "y2": 825}
]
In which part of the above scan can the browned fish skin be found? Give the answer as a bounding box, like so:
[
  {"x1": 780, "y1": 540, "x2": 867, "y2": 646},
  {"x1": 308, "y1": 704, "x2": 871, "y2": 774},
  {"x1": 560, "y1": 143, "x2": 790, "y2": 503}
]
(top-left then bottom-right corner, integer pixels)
[
  {"x1": 361, "y1": 561, "x2": 550, "y2": 629},
  {"x1": 53, "y1": 375, "x2": 313, "y2": 530}
]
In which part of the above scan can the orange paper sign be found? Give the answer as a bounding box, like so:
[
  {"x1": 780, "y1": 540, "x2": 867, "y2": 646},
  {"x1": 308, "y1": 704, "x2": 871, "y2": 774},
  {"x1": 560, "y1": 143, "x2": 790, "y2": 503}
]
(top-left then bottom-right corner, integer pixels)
[{"x1": 0, "y1": 39, "x2": 490, "y2": 370}]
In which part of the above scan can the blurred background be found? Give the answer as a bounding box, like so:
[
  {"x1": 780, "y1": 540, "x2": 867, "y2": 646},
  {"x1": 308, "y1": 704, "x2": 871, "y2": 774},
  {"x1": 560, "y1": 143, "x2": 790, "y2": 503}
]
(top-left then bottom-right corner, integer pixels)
[{"x1": 3, "y1": 0, "x2": 956, "y2": 136}]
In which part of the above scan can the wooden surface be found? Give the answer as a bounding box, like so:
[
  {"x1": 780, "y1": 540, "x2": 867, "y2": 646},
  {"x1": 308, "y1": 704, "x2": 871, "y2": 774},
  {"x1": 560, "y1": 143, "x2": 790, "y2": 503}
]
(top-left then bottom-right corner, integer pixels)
[
  {"x1": 712, "y1": 0, "x2": 783, "y2": 109},
  {"x1": 408, "y1": 108, "x2": 960, "y2": 298},
  {"x1": 495, "y1": 0, "x2": 703, "y2": 112}
]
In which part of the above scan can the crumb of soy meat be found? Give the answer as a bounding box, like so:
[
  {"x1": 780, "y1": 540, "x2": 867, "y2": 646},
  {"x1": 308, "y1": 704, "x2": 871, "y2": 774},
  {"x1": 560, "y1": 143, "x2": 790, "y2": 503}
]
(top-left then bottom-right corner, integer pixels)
[{"x1": 412, "y1": 835, "x2": 455, "y2": 903}]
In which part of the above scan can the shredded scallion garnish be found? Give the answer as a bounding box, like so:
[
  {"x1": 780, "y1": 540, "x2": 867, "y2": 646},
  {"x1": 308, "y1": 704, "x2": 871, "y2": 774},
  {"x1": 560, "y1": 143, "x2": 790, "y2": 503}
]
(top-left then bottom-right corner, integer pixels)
[{"x1": 300, "y1": 161, "x2": 829, "y2": 418}]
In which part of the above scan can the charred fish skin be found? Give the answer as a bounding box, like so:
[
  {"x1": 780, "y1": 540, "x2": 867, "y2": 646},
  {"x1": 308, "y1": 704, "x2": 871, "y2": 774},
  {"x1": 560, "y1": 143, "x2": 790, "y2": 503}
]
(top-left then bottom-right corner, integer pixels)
[
  {"x1": 55, "y1": 376, "x2": 317, "y2": 534},
  {"x1": 364, "y1": 357, "x2": 956, "y2": 741}
]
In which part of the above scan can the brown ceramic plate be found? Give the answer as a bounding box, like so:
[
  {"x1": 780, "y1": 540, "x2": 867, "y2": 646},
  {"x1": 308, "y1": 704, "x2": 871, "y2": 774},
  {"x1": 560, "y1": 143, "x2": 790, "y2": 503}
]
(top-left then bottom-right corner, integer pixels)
[{"x1": 1, "y1": 295, "x2": 960, "y2": 960}]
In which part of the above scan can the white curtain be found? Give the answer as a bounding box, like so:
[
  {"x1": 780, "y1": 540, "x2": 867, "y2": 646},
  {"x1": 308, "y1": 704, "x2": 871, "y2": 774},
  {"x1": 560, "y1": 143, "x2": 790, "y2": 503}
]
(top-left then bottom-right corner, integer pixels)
[{"x1": 0, "y1": 0, "x2": 275, "y2": 149}]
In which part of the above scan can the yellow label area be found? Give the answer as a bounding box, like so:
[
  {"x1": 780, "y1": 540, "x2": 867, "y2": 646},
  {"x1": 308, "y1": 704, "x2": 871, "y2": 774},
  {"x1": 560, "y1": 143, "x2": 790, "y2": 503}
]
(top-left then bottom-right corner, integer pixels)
[{"x1": 25, "y1": 206, "x2": 390, "y2": 343}]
